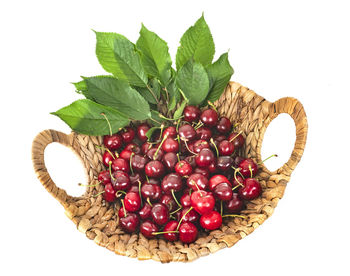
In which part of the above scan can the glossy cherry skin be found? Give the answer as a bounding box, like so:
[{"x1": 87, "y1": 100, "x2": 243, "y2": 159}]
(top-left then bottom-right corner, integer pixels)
[
  {"x1": 120, "y1": 213, "x2": 139, "y2": 233},
  {"x1": 209, "y1": 175, "x2": 231, "y2": 191},
  {"x1": 225, "y1": 193, "x2": 244, "y2": 213},
  {"x1": 200, "y1": 211, "x2": 222, "y2": 230},
  {"x1": 200, "y1": 109, "x2": 218, "y2": 127},
  {"x1": 178, "y1": 124, "x2": 197, "y2": 141},
  {"x1": 118, "y1": 206, "x2": 128, "y2": 218},
  {"x1": 145, "y1": 160, "x2": 165, "y2": 178},
  {"x1": 232, "y1": 174, "x2": 244, "y2": 188},
  {"x1": 229, "y1": 132, "x2": 245, "y2": 148},
  {"x1": 146, "y1": 148, "x2": 164, "y2": 161},
  {"x1": 239, "y1": 158, "x2": 258, "y2": 177},
  {"x1": 180, "y1": 193, "x2": 191, "y2": 208},
  {"x1": 127, "y1": 185, "x2": 139, "y2": 193},
  {"x1": 103, "y1": 184, "x2": 116, "y2": 202},
  {"x1": 175, "y1": 160, "x2": 193, "y2": 177},
  {"x1": 190, "y1": 190, "x2": 215, "y2": 215},
  {"x1": 140, "y1": 220, "x2": 158, "y2": 238},
  {"x1": 111, "y1": 174, "x2": 131, "y2": 191},
  {"x1": 160, "y1": 194, "x2": 177, "y2": 212},
  {"x1": 124, "y1": 192, "x2": 141, "y2": 212},
  {"x1": 124, "y1": 143, "x2": 141, "y2": 154},
  {"x1": 119, "y1": 149, "x2": 132, "y2": 161},
  {"x1": 141, "y1": 142, "x2": 153, "y2": 154},
  {"x1": 218, "y1": 140, "x2": 235, "y2": 156},
  {"x1": 194, "y1": 167, "x2": 210, "y2": 178},
  {"x1": 104, "y1": 134, "x2": 123, "y2": 150},
  {"x1": 163, "y1": 221, "x2": 179, "y2": 242},
  {"x1": 195, "y1": 148, "x2": 215, "y2": 168},
  {"x1": 151, "y1": 203, "x2": 169, "y2": 225},
  {"x1": 217, "y1": 156, "x2": 233, "y2": 172},
  {"x1": 196, "y1": 126, "x2": 212, "y2": 141},
  {"x1": 98, "y1": 170, "x2": 111, "y2": 185},
  {"x1": 102, "y1": 151, "x2": 115, "y2": 167},
  {"x1": 129, "y1": 173, "x2": 144, "y2": 186},
  {"x1": 238, "y1": 178, "x2": 262, "y2": 200},
  {"x1": 161, "y1": 173, "x2": 183, "y2": 194},
  {"x1": 213, "y1": 182, "x2": 233, "y2": 201},
  {"x1": 193, "y1": 139, "x2": 210, "y2": 153},
  {"x1": 141, "y1": 183, "x2": 161, "y2": 202},
  {"x1": 216, "y1": 117, "x2": 232, "y2": 134},
  {"x1": 162, "y1": 137, "x2": 179, "y2": 153},
  {"x1": 163, "y1": 126, "x2": 177, "y2": 138},
  {"x1": 137, "y1": 123, "x2": 150, "y2": 142},
  {"x1": 184, "y1": 155, "x2": 196, "y2": 168},
  {"x1": 162, "y1": 152, "x2": 178, "y2": 171},
  {"x1": 121, "y1": 127, "x2": 135, "y2": 143},
  {"x1": 112, "y1": 170, "x2": 129, "y2": 179},
  {"x1": 131, "y1": 154, "x2": 147, "y2": 172},
  {"x1": 138, "y1": 203, "x2": 152, "y2": 220},
  {"x1": 208, "y1": 161, "x2": 218, "y2": 174},
  {"x1": 183, "y1": 105, "x2": 201, "y2": 122},
  {"x1": 111, "y1": 158, "x2": 129, "y2": 173},
  {"x1": 179, "y1": 222, "x2": 198, "y2": 244},
  {"x1": 187, "y1": 173, "x2": 208, "y2": 191},
  {"x1": 234, "y1": 156, "x2": 245, "y2": 167},
  {"x1": 177, "y1": 207, "x2": 199, "y2": 223}
]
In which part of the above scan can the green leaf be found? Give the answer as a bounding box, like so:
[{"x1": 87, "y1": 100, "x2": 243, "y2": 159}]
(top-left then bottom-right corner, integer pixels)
[
  {"x1": 173, "y1": 99, "x2": 188, "y2": 120},
  {"x1": 166, "y1": 80, "x2": 180, "y2": 111},
  {"x1": 83, "y1": 77, "x2": 151, "y2": 120},
  {"x1": 176, "y1": 59, "x2": 209, "y2": 105},
  {"x1": 51, "y1": 99, "x2": 129, "y2": 136},
  {"x1": 72, "y1": 80, "x2": 87, "y2": 93},
  {"x1": 149, "y1": 110, "x2": 167, "y2": 127},
  {"x1": 145, "y1": 126, "x2": 160, "y2": 140},
  {"x1": 136, "y1": 24, "x2": 172, "y2": 86},
  {"x1": 94, "y1": 31, "x2": 148, "y2": 87},
  {"x1": 176, "y1": 15, "x2": 215, "y2": 70},
  {"x1": 133, "y1": 78, "x2": 161, "y2": 105},
  {"x1": 206, "y1": 53, "x2": 234, "y2": 103}
]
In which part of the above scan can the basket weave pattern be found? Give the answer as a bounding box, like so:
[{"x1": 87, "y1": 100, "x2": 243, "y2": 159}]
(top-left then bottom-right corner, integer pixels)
[{"x1": 32, "y1": 82, "x2": 308, "y2": 262}]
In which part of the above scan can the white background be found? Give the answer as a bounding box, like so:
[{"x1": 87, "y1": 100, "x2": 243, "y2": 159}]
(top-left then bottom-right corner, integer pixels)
[{"x1": 1, "y1": 0, "x2": 349, "y2": 275}]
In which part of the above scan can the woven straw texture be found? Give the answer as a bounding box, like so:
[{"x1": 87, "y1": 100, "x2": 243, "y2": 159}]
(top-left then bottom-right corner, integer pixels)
[{"x1": 32, "y1": 81, "x2": 308, "y2": 263}]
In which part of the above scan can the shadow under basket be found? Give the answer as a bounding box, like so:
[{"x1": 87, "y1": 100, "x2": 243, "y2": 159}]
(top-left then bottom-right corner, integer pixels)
[{"x1": 31, "y1": 81, "x2": 308, "y2": 263}]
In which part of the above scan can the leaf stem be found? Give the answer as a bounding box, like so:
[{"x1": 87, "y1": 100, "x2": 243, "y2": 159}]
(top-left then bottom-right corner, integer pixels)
[
  {"x1": 146, "y1": 85, "x2": 160, "y2": 104},
  {"x1": 100, "y1": 113, "x2": 113, "y2": 135}
]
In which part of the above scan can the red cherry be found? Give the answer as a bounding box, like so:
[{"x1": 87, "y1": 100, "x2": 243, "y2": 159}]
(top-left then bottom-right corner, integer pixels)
[
  {"x1": 162, "y1": 137, "x2": 179, "y2": 153},
  {"x1": 98, "y1": 170, "x2": 111, "y2": 185},
  {"x1": 161, "y1": 173, "x2": 183, "y2": 194},
  {"x1": 141, "y1": 183, "x2": 161, "y2": 202},
  {"x1": 193, "y1": 139, "x2": 210, "y2": 153},
  {"x1": 163, "y1": 220, "x2": 179, "y2": 242},
  {"x1": 196, "y1": 126, "x2": 212, "y2": 141},
  {"x1": 218, "y1": 140, "x2": 235, "y2": 156},
  {"x1": 232, "y1": 174, "x2": 244, "y2": 188},
  {"x1": 141, "y1": 142, "x2": 153, "y2": 154},
  {"x1": 162, "y1": 152, "x2": 178, "y2": 171},
  {"x1": 194, "y1": 167, "x2": 210, "y2": 178},
  {"x1": 160, "y1": 194, "x2": 177, "y2": 212},
  {"x1": 184, "y1": 155, "x2": 196, "y2": 168},
  {"x1": 111, "y1": 173, "x2": 131, "y2": 191},
  {"x1": 178, "y1": 124, "x2": 197, "y2": 141},
  {"x1": 190, "y1": 190, "x2": 215, "y2": 215},
  {"x1": 179, "y1": 222, "x2": 198, "y2": 244},
  {"x1": 102, "y1": 151, "x2": 115, "y2": 167},
  {"x1": 180, "y1": 193, "x2": 191, "y2": 208},
  {"x1": 225, "y1": 193, "x2": 244, "y2": 214},
  {"x1": 121, "y1": 127, "x2": 135, "y2": 143},
  {"x1": 119, "y1": 149, "x2": 132, "y2": 161},
  {"x1": 146, "y1": 148, "x2": 164, "y2": 161},
  {"x1": 124, "y1": 192, "x2": 141, "y2": 212},
  {"x1": 151, "y1": 203, "x2": 169, "y2": 225},
  {"x1": 213, "y1": 182, "x2": 233, "y2": 201},
  {"x1": 145, "y1": 160, "x2": 165, "y2": 178},
  {"x1": 163, "y1": 126, "x2": 177, "y2": 138},
  {"x1": 195, "y1": 148, "x2": 215, "y2": 167},
  {"x1": 127, "y1": 185, "x2": 139, "y2": 193},
  {"x1": 118, "y1": 205, "x2": 128, "y2": 218},
  {"x1": 239, "y1": 158, "x2": 258, "y2": 177},
  {"x1": 216, "y1": 117, "x2": 232, "y2": 134},
  {"x1": 238, "y1": 178, "x2": 262, "y2": 200},
  {"x1": 124, "y1": 143, "x2": 141, "y2": 154},
  {"x1": 103, "y1": 184, "x2": 116, "y2": 202},
  {"x1": 187, "y1": 173, "x2": 208, "y2": 191},
  {"x1": 103, "y1": 134, "x2": 123, "y2": 150},
  {"x1": 129, "y1": 172, "x2": 144, "y2": 186},
  {"x1": 208, "y1": 161, "x2": 218, "y2": 174},
  {"x1": 140, "y1": 220, "x2": 158, "y2": 238},
  {"x1": 209, "y1": 175, "x2": 230, "y2": 191},
  {"x1": 138, "y1": 203, "x2": 152, "y2": 220},
  {"x1": 111, "y1": 158, "x2": 129, "y2": 173},
  {"x1": 228, "y1": 132, "x2": 245, "y2": 148},
  {"x1": 131, "y1": 154, "x2": 147, "y2": 172},
  {"x1": 175, "y1": 160, "x2": 193, "y2": 177},
  {"x1": 137, "y1": 123, "x2": 150, "y2": 142},
  {"x1": 177, "y1": 207, "x2": 199, "y2": 223},
  {"x1": 200, "y1": 109, "x2": 218, "y2": 127},
  {"x1": 120, "y1": 213, "x2": 139, "y2": 233},
  {"x1": 217, "y1": 156, "x2": 233, "y2": 172},
  {"x1": 183, "y1": 105, "x2": 201, "y2": 122},
  {"x1": 200, "y1": 211, "x2": 222, "y2": 230}
]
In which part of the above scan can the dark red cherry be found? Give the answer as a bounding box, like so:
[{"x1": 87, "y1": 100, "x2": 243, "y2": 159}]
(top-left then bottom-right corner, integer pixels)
[
  {"x1": 145, "y1": 160, "x2": 165, "y2": 178},
  {"x1": 161, "y1": 173, "x2": 183, "y2": 194},
  {"x1": 190, "y1": 190, "x2": 215, "y2": 215},
  {"x1": 162, "y1": 137, "x2": 179, "y2": 153},
  {"x1": 141, "y1": 142, "x2": 153, "y2": 154},
  {"x1": 200, "y1": 211, "x2": 222, "y2": 230},
  {"x1": 216, "y1": 117, "x2": 232, "y2": 134},
  {"x1": 119, "y1": 149, "x2": 132, "y2": 161},
  {"x1": 184, "y1": 155, "x2": 196, "y2": 168},
  {"x1": 217, "y1": 156, "x2": 233, "y2": 171},
  {"x1": 213, "y1": 182, "x2": 233, "y2": 201},
  {"x1": 160, "y1": 194, "x2": 177, "y2": 212},
  {"x1": 200, "y1": 109, "x2": 218, "y2": 127},
  {"x1": 103, "y1": 134, "x2": 123, "y2": 150},
  {"x1": 118, "y1": 205, "x2": 128, "y2": 218},
  {"x1": 103, "y1": 183, "x2": 116, "y2": 202},
  {"x1": 98, "y1": 170, "x2": 111, "y2": 185},
  {"x1": 140, "y1": 220, "x2": 158, "y2": 238},
  {"x1": 178, "y1": 124, "x2": 197, "y2": 141},
  {"x1": 163, "y1": 221, "x2": 179, "y2": 242},
  {"x1": 163, "y1": 126, "x2": 177, "y2": 138},
  {"x1": 111, "y1": 174, "x2": 131, "y2": 191},
  {"x1": 127, "y1": 185, "x2": 139, "y2": 193},
  {"x1": 111, "y1": 158, "x2": 129, "y2": 173},
  {"x1": 232, "y1": 174, "x2": 244, "y2": 188},
  {"x1": 180, "y1": 193, "x2": 191, "y2": 208},
  {"x1": 218, "y1": 140, "x2": 235, "y2": 156},
  {"x1": 194, "y1": 167, "x2": 210, "y2": 178},
  {"x1": 120, "y1": 213, "x2": 139, "y2": 233},
  {"x1": 234, "y1": 156, "x2": 245, "y2": 167},
  {"x1": 141, "y1": 183, "x2": 161, "y2": 202},
  {"x1": 225, "y1": 193, "x2": 244, "y2": 213},
  {"x1": 229, "y1": 132, "x2": 245, "y2": 148},
  {"x1": 238, "y1": 178, "x2": 262, "y2": 200},
  {"x1": 146, "y1": 148, "x2": 164, "y2": 161},
  {"x1": 162, "y1": 152, "x2": 178, "y2": 171},
  {"x1": 111, "y1": 170, "x2": 128, "y2": 179},
  {"x1": 129, "y1": 173, "x2": 144, "y2": 186},
  {"x1": 147, "y1": 178, "x2": 160, "y2": 186},
  {"x1": 178, "y1": 207, "x2": 199, "y2": 223},
  {"x1": 151, "y1": 203, "x2": 169, "y2": 225},
  {"x1": 131, "y1": 154, "x2": 147, "y2": 172},
  {"x1": 102, "y1": 151, "x2": 115, "y2": 167},
  {"x1": 183, "y1": 105, "x2": 201, "y2": 122},
  {"x1": 124, "y1": 143, "x2": 141, "y2": 155},
  {"x1": 196, "y1": 126, "x2": 212, "y2": 141},
  {"x1": 121, "y1": 127, "x2": 135, "y2": 143},
  {"x1": 175, "y1": 160, "x2": 192, "y2": 177},
  {"x1": 138, "y1": 203, "x2": 152, "y2": 220},
  {"x1": 195, "y1": 148, "x2": 215, "y2": 168},
  {"x1": 137, "y1": 123, "x2": 150, "y2": 142},
  {"x1": 239, "y1": 158, "x2": 258, "y2": 178},
  {"x1": 209, "y1": 175, "x2": 231, "y2": 191},
  {"x1": 187, "y1": 173, "x2": 208, "y2": 191},
  {"x1": 179, "y1": 222, "x2": 198, "y2": 244},
  {"x1": 208, "y1": 161, "x2": 218, "y2": 174},
  {"x1": 124, "y1": 192, "x2": 141, "y2": 212},
  {"x1": 193, "y1": 139, "x2": 210, "y2": 153}
]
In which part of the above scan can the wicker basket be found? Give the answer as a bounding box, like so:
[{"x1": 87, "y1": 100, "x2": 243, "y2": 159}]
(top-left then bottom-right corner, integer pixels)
[{"x1": 31, "y1": 81, "x2": 308, "y2": 262}]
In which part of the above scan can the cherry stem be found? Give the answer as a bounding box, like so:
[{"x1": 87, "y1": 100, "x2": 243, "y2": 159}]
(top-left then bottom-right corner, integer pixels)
[
  {"x1": 95, "y1": 145, "x2": 117, "y2": 159},
  {"x1": 138, "y1": 180, "x2": 142, "y2": 205},
  {"x1": 93, "y1": 191, "x2": 105, "y2": 197},
  {"x1": 78, "y1": 182, "x2": 99, "y2": 187},
  {"x1": 120, "y1": 199, "x2": 127, "y2": 218},
  {"x1": 210, "y1": 138, "x2": 219, "y2": 157},
  {"x1": 152, "y1": 230, "x2": 179, "y2": 235},
  {"x1": 232, "y1": 185, "x2": 240, "y2": 191},
  {"x1": 232, "y1": 166, "x2": 245, "y2": 179},
  {"x1": 159, "y1": 124, "x2": 165, "y2": 139},
  {"x1": 222, "y1": 214, "x2": 246, "y2": 219},
  {"x1": 183, "y1": 139, "x2": 197, "y2": 155},
  {"x1": 229, "y1": 131, "x2": 243, "y2": 143},
  {"x1": 108, "y1": 161, "x2": 115, "y2": 181},
  {"x1": 176, "y1": 206, "x2": 193, "y2": 231},
  {"x1": 259, "y1": 154, "x2": 278, "y2": 165},
  {"x1": 100, "y1": 113, "x2": 113, "y2": 136},
  {"x1": 190, "y1": 180, "x2": 203, "y2": 197},
  {"x1": 220, "y1": 200, "x2": 223, "y2": 216},
  {"x1": 149, "y1": 117, "x2": 163, "y2": 125},
  {"x1": 207, "y1": 100, "x2": 217, "y2": 112},
  {"x1": 177, "y1": 134, "x2": 181, "y2": 152},
  {"x1": 249, "y1": 164, "x2": 253, "y2": 178},
  {"x1": 170, "y1": 206, "x2": 182, "y2": 215},
  {"x1": 146, "y1": 84, "x2": 160, "y2": 104},
  {"x1": 171, "y1": 189, "x2": 182, "y2": 208},
  {"x1": 176, "y1": 153, "x2": 180, "y2": 162},
  {"x1": 154, "y1": 133, "x2": 168, "y2": 160},
  {"x1": 233, "y1": 168, "x2": 244, "y2": 187},
  {"x1": 194, "y1": 121, "x2": 204, "y2": 130},
  {"x1": 146, "y1": 197, "x2": 153, "y2": 207},
  {"x1": 116, "y1": 190, "x2": 127, "y2": 198},
  {"x1": 129, "y1": 152, "x2": 134, "y2": 175},
  {"x1": 233, "y1": 122, "x2": 240, "y2": 129}
]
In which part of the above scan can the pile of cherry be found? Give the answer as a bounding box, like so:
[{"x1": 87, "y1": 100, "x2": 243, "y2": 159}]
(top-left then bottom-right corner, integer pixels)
[{"x1": 96, "y1": 106, "x2": 267, "y2": 244}]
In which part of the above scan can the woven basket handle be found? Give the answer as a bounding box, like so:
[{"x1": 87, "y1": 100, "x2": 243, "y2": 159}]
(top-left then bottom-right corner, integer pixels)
[
  {"x1": 32, "y1": 129, "x2": 81, "y2": 207},
  {"x1": 258, "y1": 97, "x2": 308, "y2": 176}
]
